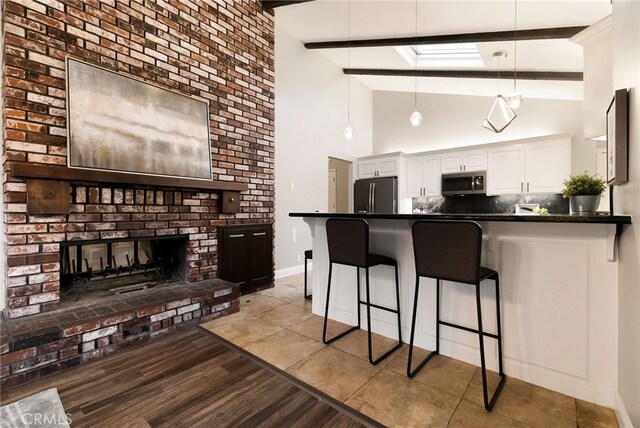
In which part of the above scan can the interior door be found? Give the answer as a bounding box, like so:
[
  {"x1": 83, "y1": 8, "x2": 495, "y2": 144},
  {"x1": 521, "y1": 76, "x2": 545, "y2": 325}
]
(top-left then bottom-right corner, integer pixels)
[{"x1": 328, "y1": 168, "x2": 337, "y2": 213}]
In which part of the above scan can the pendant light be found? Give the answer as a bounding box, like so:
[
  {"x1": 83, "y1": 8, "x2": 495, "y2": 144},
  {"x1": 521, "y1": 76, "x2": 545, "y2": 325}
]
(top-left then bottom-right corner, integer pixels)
[
  {"x1": 508, "y1": 0, "x2": 523, "y2": 109},
  {"x1": 409, "y1": 0, "x2": 422, "y2": 127},
  {"x1": 482, "y1": 51, "x2": 517, "y2": 133},
  {"x1": 343, "y1": 0, "x2": 354, "y2": 140}
]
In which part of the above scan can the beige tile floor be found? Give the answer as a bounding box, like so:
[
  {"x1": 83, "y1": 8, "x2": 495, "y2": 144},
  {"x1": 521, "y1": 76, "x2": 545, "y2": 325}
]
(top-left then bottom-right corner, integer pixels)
[{"x1": 201, "y1": 273, "x2": 618, "y2": 428}]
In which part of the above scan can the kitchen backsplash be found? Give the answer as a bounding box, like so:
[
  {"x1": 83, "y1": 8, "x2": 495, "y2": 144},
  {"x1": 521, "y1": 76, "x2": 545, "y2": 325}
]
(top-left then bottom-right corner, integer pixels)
[{"x1": 412, "y1": 194, "x2": 570, "y2": 214}]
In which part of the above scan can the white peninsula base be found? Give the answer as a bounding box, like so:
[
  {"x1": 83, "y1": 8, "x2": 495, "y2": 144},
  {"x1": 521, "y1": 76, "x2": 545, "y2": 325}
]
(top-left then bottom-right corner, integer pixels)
[{"x1": 302, "y1": 217, "x2": 619, "y2": 407}]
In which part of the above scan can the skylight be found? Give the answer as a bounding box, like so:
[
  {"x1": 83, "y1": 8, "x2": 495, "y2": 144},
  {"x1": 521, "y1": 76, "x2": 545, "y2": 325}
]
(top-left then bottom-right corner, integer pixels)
[{"x1": 396, "y1": 43, "x2": 485, "y2": 67}]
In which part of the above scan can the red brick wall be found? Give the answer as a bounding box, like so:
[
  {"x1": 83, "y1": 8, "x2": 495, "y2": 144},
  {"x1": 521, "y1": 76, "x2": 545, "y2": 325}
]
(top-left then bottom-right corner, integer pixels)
[{"x1": 2, "y1": 0, "x2": 275, "y2": 318}]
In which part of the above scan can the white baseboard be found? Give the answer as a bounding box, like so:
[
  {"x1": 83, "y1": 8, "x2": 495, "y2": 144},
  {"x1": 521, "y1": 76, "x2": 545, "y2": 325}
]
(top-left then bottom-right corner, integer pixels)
[
  {"x1": 615, "y1": 390, "x2": 634, "y2": 428},
  {"x1": 275, "y1": 263, "x2": 312, "y2": 280}
]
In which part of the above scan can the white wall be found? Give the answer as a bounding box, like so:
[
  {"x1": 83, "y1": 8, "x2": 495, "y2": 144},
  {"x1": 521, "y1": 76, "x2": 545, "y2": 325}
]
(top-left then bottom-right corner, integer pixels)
[
  {"x1": 372, "y1": 91, "x2": 597, "y2": 175},
  {"x1": 274, "y1": 27, "x2": 373, "y2": 275},
  {"x1": 611, "y1": 1, "x2": 640, "y2": 426}
]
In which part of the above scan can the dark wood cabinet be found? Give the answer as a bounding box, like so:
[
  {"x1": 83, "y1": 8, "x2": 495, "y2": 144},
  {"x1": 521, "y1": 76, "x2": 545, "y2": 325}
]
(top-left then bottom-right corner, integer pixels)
[{"x1": 218, "y1": 224, "x2": 273, "y2": 294}]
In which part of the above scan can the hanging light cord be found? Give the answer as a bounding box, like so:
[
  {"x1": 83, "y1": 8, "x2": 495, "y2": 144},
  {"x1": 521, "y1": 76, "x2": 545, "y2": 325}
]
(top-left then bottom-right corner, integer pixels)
[
  {"x1": 347, "y1": 0, "x2": 351, "y2": 125},
  {"x1": 414, "y1": 0, "x2": 418, "y2": 110},
  {"x1": 513, "y1": 0, "x2": 517, "y2": 93}
]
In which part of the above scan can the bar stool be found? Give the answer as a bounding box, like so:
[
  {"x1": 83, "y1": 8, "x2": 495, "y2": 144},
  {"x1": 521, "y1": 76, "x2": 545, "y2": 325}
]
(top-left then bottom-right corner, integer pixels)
[
  {"x1": 408, "y1": 220, "x2": 505, "y2": 411},
  {"x1": 304, "y1": 249, "x2": 313, "y2": 300},
  {"x1": 323, "y1": 218, "x2": 402, "y2": 365}
]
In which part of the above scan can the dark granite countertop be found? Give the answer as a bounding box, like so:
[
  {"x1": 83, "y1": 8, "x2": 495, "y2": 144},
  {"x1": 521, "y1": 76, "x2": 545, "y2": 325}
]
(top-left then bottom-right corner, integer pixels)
[{"x1": 289, "y1": 212, "x2": 632, "y2": 225}]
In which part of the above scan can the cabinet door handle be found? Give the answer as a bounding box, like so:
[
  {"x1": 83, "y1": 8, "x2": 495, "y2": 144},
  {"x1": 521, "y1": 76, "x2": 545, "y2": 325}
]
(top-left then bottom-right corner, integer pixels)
[
  {"x1": 521, "y1": 182, "x2": 523, "y2": 192},
  {"x1": 253, "y1": 232, "x2": 266, "y2": 236},
  {"x1": 229, "y1": 234, "x2": 244, "y2": 238},
  {"x1": 527, "y1": 182, "x2": 530, "y2": 192},
  {"x1": 464, "y1": 165, "x2": 466, "y2": 171}
]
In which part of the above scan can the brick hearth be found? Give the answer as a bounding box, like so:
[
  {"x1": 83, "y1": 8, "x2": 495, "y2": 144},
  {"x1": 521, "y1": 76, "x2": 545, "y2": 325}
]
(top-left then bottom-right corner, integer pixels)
[{"x1": 0, "y1": 279, "x2": 240, "y2": 388}]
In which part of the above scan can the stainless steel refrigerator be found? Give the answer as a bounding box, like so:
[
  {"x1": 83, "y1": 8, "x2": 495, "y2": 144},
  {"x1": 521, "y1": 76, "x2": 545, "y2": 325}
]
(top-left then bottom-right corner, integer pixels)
[{"x1": 354, "y1": 177, "x2": 398, "y2": 214}]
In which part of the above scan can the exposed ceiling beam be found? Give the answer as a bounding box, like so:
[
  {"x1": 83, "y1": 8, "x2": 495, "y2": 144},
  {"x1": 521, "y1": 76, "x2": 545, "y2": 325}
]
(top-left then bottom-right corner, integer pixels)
[
  {"x1": 305, "y1": 26, "x2": 588, "y2": 49},
  {"x1": 343, "y1": 69, "x2": 583, "y2": 81},
  {"x1": 261, "y1": 1, "x2": 314, "y2": 10}
]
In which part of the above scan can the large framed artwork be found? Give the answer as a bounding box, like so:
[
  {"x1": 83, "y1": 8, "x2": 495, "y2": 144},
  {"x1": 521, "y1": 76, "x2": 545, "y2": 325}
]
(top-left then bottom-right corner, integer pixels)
[
  {"x1": 66, "y1": 57, "x2": 212, "y2": 180},
  {"x1": 606, "y1": 88, "x2": 628, "y2": 186}
]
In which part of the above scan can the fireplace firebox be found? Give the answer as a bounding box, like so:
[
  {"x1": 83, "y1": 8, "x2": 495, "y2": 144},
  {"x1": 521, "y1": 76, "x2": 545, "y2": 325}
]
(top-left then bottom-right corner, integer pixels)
[{"x1": 60, "y1": 236, "x2": 188, "y2": 306}]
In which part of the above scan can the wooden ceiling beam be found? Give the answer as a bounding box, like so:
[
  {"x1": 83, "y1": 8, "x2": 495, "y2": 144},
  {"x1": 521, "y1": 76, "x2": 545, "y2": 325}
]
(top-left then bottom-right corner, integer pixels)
[
  {"x1": 343, "y1": 68, "x2": 583, "y2": 81},
  {"x1": 305, "y1": 26, "x2": 588, "y2": 49},
  {"x1": 261, "y1": 1, "x2": 314, "y2": 10}
]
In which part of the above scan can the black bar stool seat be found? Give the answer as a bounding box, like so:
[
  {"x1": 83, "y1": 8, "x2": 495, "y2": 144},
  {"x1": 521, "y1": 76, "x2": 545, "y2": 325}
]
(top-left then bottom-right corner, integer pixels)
[
  {"x1": 408, "y1": 220, "x2": 506, "y2": 411},
  {"x1": 367, "y1": 254, "x2": 397, "y2": 267},
  {"x1": 323, "y1": 218, "x2": 402, "y2": 365},
  {"x1": 304, "y1": 249, "x2": 313, "y2": 300}
]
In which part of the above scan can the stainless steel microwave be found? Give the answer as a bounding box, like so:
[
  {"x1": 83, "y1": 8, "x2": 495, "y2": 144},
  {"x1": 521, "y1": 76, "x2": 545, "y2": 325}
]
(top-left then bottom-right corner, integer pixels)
[{"x1": 441, "y1": 171, "x2": 486, "y2": 196}]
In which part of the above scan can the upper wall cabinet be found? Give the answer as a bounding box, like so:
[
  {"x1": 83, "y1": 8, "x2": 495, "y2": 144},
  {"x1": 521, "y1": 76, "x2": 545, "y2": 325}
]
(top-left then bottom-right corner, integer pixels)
[
  {"x1": 357, "y1": 154, "x2": 402, "y2": 179},
  {"x1": 407, "y1": 155, "x2": 441, "y2": 197},
  {"x1": 487, "y1": 137, "x2": 571, "y2": 195},
  {"x1": 570, "y1": 16, "x2": 612, "y2": 139},
  {"x1": 441, "y1": 149, "x2": 487, "y2": 174}
]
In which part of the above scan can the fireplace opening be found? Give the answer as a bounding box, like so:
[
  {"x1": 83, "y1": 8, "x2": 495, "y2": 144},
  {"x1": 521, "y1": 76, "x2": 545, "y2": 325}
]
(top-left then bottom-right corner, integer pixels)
[{"x1": 60, "y1": 235, "x2": 188, "y2": 307}]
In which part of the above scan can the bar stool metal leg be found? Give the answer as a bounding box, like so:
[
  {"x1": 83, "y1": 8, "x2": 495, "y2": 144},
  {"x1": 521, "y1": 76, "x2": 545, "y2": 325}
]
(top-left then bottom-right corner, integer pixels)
[
  {"x1": 363, "y1": 265, "x2": 403, "y2": 365},
  {"x1": 407, "y1": 277, "x2": 438, "y2": 377},
  {"x1": 304, "y1": 253, "x2": 312, "y2": 300},
  {"x1": 476, "y1": 275, "x2": 506, "y2": 411},
  {"x1": 323, "y1": 262, "x2": 359, "y2": 344}
]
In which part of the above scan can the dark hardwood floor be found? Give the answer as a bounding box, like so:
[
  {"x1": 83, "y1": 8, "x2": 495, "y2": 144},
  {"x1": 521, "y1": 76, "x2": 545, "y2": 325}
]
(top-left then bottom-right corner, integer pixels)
[{"x1": 1, "y1": 327, "x2": 374, "y2": 427}]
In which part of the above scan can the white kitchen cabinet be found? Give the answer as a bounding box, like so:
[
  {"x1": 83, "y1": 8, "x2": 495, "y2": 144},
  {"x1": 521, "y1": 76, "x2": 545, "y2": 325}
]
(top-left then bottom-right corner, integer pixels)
[
  {"x1": 525, "y1": 138, "x2": 571, "y2": 193},
  {"x1": 407, "y1": 155, "x2": 441, "y2": 197},
  {"x1": 441, "y1": 149, "x2": 487, "y2": 174},
  {"x1": 357, "y1": 155, "x2": 399, "y2": 179},
  {"x1": 487, "y1": 137, "x2": 571, "y2": 195}
]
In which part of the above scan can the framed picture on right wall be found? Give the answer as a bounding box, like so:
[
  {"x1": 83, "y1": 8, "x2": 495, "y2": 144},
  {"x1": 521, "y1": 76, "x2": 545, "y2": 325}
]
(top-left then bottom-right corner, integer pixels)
[{"x1": 606, "y1": 88, "x2": 629, "y2": 185}]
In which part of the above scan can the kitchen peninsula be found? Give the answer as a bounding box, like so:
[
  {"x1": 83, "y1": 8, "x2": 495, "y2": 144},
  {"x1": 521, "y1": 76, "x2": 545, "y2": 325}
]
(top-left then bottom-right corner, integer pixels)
[{"x1": 290, "y1": 212, "x2": 631, "y2": 407}]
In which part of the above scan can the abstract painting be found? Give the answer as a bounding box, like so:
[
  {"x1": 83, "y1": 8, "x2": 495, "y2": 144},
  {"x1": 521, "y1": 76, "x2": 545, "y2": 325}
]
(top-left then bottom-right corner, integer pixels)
[{"x1": 66, "y1": 58, "x2": 212, "y2": 180}]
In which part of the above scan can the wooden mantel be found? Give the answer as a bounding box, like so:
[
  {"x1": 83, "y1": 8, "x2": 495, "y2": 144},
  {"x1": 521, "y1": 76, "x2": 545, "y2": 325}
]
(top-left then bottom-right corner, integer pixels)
[{"x1": 8, "y1": 162, "x2": 248, "y2": 192}]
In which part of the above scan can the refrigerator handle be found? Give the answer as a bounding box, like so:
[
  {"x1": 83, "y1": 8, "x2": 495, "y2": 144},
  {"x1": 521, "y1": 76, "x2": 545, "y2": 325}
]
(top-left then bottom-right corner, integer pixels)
[{"x1": 371, "y1": 183, "x2": 376, "y2": 213}]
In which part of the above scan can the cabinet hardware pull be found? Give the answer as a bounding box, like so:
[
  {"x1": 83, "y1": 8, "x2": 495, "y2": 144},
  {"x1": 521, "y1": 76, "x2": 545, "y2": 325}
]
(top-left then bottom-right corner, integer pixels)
[
  {"x1": 521, "y1": 182, "x2": 523, "y2": 192},
  {"x1": 253, "y1": 232, "x2": 266, "y2": 236},
  {"x1": 527, "y1": 182, "x2": 530, "y2": 192},
  {"x1": 229, "y1": 234, "x2": 244, "y2": 238}
]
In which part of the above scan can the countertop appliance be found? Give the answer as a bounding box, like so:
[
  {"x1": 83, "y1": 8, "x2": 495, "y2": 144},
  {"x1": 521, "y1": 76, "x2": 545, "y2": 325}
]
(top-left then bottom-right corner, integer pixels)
[
  {"x1": 354, "y1": 176, "x2": 397, "y2": 214},
  {"x1": 441, "y1": 171, "x2": 486, "y2": 196}
]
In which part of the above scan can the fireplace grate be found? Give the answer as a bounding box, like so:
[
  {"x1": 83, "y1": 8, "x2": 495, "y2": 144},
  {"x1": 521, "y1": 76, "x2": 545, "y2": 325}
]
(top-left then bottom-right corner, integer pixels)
[{"x1": 60, "y1": 236, "x2": 187, "y2": 302}]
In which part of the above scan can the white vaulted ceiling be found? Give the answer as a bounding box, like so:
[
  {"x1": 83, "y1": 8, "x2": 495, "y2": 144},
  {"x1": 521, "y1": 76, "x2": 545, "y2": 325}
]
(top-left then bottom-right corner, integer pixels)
[{"x1": 275, "y1": 0, "x2": 612, "y2": 100}]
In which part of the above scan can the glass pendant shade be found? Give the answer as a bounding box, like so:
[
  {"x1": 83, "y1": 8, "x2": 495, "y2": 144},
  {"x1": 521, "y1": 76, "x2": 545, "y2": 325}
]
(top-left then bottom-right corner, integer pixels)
[
  {"x1": 344, "y1": 125, "x2": 354, "y2": 140},
  {"x1": 409, "y1": 110, "x2": 423, "y2": 127},
  {"x1": 482, "y1": 95, "x2": 517, "y2": 133},
  {"x1": 508, "y1": 93, "x2": 523, "y2": 109}
]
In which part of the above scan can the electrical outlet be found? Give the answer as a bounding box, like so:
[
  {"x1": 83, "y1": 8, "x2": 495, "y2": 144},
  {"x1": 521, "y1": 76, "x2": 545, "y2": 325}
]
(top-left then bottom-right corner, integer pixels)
[
  {"x1": 292, "y1": 227, "x2": 297, "y2": 243},
  {"x1": 297, "y1": 254, "x2": 301, "y2": 262}
]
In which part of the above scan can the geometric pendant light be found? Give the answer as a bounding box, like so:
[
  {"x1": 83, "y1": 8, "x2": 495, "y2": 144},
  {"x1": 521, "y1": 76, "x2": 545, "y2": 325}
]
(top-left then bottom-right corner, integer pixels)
[
  {"x1": 482, "y1": 94, "x2": 517, "y2": 132},
  {"x1": 482, "y1": 51, "x2": 516, "y2": 133}
]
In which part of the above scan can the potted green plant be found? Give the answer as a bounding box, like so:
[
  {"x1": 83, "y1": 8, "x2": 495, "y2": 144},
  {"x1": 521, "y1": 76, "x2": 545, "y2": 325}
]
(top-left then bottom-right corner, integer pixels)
[{"x1": 561, "y1": 172, "x2": 607, "y2": 214}]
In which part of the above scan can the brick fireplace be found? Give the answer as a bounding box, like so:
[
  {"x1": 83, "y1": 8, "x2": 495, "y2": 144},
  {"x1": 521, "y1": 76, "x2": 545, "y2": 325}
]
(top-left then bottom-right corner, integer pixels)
[{"x1": 1, "y1": 0, "x2": 275, "y2": 386}]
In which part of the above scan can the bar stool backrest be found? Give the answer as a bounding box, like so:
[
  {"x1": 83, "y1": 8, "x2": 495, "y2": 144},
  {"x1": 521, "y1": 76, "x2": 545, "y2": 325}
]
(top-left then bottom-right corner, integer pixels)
[
  {"x1": 412, "y1": 220, "x2": 482, "y2": 285},
  {"x1": 326, "y1": 218, "x2": 368, "y2": 267}
]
